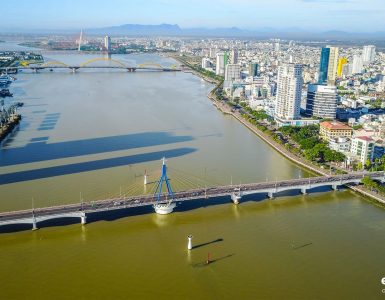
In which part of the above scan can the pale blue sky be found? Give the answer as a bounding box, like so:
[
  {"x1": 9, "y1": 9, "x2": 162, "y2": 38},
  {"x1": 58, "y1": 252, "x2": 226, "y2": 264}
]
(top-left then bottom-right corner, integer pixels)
[{"x1": 1, "y1": 0, "x2": 384, "y2": 32}]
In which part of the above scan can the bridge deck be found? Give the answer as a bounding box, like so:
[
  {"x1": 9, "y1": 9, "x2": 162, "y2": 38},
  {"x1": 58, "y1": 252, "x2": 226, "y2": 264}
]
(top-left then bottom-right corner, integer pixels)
[
  {"x1": 0, "y1": 172, "x2": 383, "y2": 226},
  {"x1": 1, "y1": 66, "x2": 181, "y2": 71}
]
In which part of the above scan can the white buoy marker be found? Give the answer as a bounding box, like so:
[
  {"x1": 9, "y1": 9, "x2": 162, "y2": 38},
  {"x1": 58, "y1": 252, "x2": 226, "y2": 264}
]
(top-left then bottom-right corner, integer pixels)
[
  {"x1": 144, "y1": 170, "x2": 148, "y2": 185},
  {"x1": 187, "y1": 235, "x2": 193, "y2": 250}
]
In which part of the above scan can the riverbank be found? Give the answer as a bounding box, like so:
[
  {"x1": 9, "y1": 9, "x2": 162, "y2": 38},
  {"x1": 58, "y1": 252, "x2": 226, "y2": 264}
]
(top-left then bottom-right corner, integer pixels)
[
  {"x1": 177, "y1": 58, "x2": 385, "y2": 204},
  {"x1": 0, "y1": 114, "x2": 21, "y2": 146}
]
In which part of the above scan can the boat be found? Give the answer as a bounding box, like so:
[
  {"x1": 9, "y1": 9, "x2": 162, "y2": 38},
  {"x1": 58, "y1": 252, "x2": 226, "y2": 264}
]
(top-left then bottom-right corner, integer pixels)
[
  {"x1": 0, "y1": 74, "x2": 12, "y2": 86},
  {"x1": 0, "y1": 89, "x2": 13, "y2": 97}
]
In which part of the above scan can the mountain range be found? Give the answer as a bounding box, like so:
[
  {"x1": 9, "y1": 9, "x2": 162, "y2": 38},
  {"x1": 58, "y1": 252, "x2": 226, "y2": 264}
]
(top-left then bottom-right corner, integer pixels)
[
  {"x1": 1, "y1": 24, "x2": 385, "y2": 41},
  {"x1": 78, "y1": 24, "x2": 385, "y2": 41}
]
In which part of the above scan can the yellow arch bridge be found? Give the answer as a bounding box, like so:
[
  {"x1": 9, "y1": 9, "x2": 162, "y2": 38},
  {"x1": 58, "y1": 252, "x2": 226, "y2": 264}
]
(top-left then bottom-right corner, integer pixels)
[{"x1": 4, "y1": 58, "x2": 181, "y2": 73}]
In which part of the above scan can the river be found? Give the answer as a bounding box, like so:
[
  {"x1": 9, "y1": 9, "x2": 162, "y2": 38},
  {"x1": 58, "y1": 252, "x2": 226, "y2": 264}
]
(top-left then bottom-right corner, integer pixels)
[{"x1": 0, "y1": 44, "x2": 384, "y2": 299}]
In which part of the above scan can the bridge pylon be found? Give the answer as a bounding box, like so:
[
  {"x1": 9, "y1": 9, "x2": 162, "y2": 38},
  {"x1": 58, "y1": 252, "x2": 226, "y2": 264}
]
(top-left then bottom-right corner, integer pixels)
[
  {"x1": 153, "y1": 157, "x2": 176, "y2": 215},
  {"x1": 32, "y1": 211, "x2": 38, "y2": 231},
  {"x1": 80, "y1": 212, "x2": 87, "y2": 225}
]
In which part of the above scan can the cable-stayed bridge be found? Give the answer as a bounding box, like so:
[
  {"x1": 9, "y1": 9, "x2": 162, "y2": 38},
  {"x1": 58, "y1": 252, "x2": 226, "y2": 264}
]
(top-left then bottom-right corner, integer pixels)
[{"x1": 0, "y1": 163, "x2": 383, "y2": 230}]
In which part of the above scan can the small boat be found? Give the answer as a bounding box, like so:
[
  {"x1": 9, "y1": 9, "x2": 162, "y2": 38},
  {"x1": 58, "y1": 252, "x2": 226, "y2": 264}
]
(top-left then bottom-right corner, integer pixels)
[
  {"x1": 0, "y1": 74, "x2": 12, "y2": 86},
  {"x1": 0, "y1": 89, "x2": 13, "y2": 97}
]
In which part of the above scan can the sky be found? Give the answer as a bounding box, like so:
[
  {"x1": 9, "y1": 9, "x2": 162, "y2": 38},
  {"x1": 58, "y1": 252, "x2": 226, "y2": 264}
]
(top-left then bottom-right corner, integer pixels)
[{"x1": 1, "y1": 0, "x2": 384, "y2": 32}]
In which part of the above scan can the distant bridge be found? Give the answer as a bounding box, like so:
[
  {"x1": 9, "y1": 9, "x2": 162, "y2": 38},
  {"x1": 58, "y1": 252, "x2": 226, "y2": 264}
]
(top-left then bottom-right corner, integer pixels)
[
  {"x1": 1, "y1": 58, "x2": 181, "y2": 73},
  {"x1": 0, "y1": 171, "x2": 383, "y2": 230}
]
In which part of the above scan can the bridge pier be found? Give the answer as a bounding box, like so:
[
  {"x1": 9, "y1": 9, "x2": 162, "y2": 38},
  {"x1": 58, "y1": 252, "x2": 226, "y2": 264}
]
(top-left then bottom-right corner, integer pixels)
[
  {"x1": 301, "y1": 188, "x2": 307, "y2": 195},
  {"x1": 32, "y1": 216, "x2": 38, "y2": 231},
  {"x1": 332, "y1": 184, "x2": 339, "y2": 191},
  {"x1": 71, "y1": 67, "x2": 77, "y2": 73},
  {"x1": 231, "y1": 192, "x2": 242, "y2": 204},
  {"x1": 80, "y1": 212, "x2": 87, "y2": 225},
  {"x1": 268, "y1": 192, "x2": 274, "y2": 199}
]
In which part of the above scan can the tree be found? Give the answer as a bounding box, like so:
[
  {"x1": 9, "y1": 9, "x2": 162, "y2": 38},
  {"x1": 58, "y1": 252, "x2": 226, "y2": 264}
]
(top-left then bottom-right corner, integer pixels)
[
  {"x1": 361, "y1": 176, "x2": 378, "y2": 191},
  {"x1": 365, "y1": 159, "x2": 372, "y2": 170},
  {"x1": 299, "y1": 136, "x2": 318, "y2": 149}
]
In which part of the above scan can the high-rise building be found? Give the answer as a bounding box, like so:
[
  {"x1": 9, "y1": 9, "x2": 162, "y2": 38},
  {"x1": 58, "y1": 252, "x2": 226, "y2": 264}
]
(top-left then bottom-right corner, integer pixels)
[
  {"x1": 224, "y1": 52, "x2": 228, "y2": 66},
  {"x1": 352, "y1": 54, "x2": 363, "y2": 74},
  {"x1": 249, "y1": 62, "x2": 259, "y2": 77},
  {"x1": 225, "y1": 64, "x2": 241, "y2": 81},
  {"x1": 351, "y1": 136, "x2": 374, "y2": 164},
  {"x1": 201, "y1": 58, "x2": 211, "y2": 69},
  {"x1": 104, "y1": 35, "x2": 111, "y2": 52},
  {"x1": 209, "y1": 48, "x2": 217, "y2": 59},
  {"x1": 318, "y1": 46, "x2": 339, "y2": 85},
  {"x1": 216, "y1": 52, "x2": 226, "y2": 76},
  {"x1": 342, "y1": 63, "x2": 351, "y2": 76},
  {"x1": 274, "y1": 42, "x2": 280, "y2": 52},
  {"x1": 275, "y1": 64, "x2": 303, "y2": 121},
  {"x1": 327, "y1": 46, "x2": 339, "y2": 85},
  {"x1": 318, "y1": 47, "x2": 330, "y2": 84},
  {"x1": 362, "y1": 45, "x2": 376, "y2": 64},
  {"x1": 230, "y1": 49, "x2": 238, "y2": 64},
  {"x1": 306, "y1": 84, "x2": 337, "y2": 119},
  {"x1": 337, "y1": 57, "x2": 348, "y2": 77}
]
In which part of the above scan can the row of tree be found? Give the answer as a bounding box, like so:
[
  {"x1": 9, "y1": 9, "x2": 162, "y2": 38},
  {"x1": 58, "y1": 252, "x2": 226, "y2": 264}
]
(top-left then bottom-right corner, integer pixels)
[
  {"x1": 279, "y1": 125, "x2": 345, "y2": 163},
  {"x1": 361, "y1": 176, "x2": 385, "y2": 195}
]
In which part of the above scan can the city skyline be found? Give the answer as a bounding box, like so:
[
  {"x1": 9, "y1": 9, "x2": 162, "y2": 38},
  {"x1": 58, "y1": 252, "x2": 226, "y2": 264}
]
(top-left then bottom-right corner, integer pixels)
[{"x1": 1, "y1": 0, "x2": 385, "y2": 33}]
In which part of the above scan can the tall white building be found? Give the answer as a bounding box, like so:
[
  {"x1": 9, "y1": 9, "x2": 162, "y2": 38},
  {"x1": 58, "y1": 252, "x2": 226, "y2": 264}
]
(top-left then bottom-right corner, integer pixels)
[
  {"x1": 209, "y1": 48, "x2": 218, "y2": 59},
  {"x1": 225, "y1": 64, "x2": 240, "y2": 81},
  {"x1": 350, "y1": 136, "x2": 374, "y2": 164},
  {"x1": 305, "y1": 84, "x2": 337, "y2": 119},
  {"x1": 201, "y1": 57, "x2": 211, "y2": 69},
  {"x1": 327, "y1": 46, "x2": 339, "y2": 85},
  {"x1": 274, "y1": 42, "x2": 280, "y2": 52},
  {"x1": 352, "y1": 54, "x2": 363, "y2": 74},
  {"x1": 230, "y1": 49, "x2": 238, "y2": 64},
  {"x1": 104, "y1": 35, "x2": 111, "y2": 52},
  {"x1": 274, "y1": 64, "x2": 303, "y2": 121},
  {"x1": 362, "y1": 45, "x2": 376, "y2": 64},
  {"x1": 216, "y1": 52, "x2": 226, "y2": 76}
]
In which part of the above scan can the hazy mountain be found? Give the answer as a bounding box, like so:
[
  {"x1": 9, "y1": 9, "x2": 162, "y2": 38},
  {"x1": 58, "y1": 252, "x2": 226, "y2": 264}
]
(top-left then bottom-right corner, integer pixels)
[
  {"x1": 85, "y1": 24, "x2": 385, "y2": 40},
  {"x1": 0, "y1": 23, "x2": 384, "y2": 41},
  {"x1": 87, "y1": 24, "x2": 182, "y2": 36}
]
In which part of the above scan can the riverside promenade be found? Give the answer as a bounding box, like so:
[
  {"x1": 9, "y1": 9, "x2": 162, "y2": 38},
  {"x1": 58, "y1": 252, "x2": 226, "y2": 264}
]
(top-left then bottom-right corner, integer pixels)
[{"x1": 209, "y1": 97, "x2": 385, "y2": 204}]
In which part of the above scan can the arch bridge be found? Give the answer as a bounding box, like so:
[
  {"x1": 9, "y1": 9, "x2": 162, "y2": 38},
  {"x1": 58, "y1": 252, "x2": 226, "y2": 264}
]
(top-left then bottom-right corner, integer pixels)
[{"x1": 3, "y1": 58, "x2": 181, "y2": 73}]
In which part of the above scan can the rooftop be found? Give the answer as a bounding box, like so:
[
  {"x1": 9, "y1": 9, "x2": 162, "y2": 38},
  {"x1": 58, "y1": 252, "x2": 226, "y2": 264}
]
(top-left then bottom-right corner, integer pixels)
[
  {"x1": 320, "y1": 121, "x2": 352, "y2": 130},
  {"x1": 354, "y1": 136, "x2": 374, "y2": 142}
]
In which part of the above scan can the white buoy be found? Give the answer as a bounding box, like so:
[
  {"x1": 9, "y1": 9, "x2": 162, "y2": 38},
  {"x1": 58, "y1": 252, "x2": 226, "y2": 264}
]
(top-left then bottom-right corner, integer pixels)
[
  {"x1": 187, "y1": 235, "x2": 193, "y2": 250},
  {"x1": 144, "y1": 170, "x2": 148, "y2": 185}
]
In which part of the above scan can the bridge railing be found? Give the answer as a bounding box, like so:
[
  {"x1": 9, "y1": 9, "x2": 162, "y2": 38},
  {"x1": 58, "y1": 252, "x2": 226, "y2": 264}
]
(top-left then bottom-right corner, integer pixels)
[{"x1": 0, "y1": 172, "x2": 383, "y2": 222}]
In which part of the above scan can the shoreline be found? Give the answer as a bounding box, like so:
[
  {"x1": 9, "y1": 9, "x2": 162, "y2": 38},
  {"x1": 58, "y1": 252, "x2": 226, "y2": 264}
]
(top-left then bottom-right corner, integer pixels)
[{"x1": 0, "y1": 115, "x2": 21, "y2": 146}]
